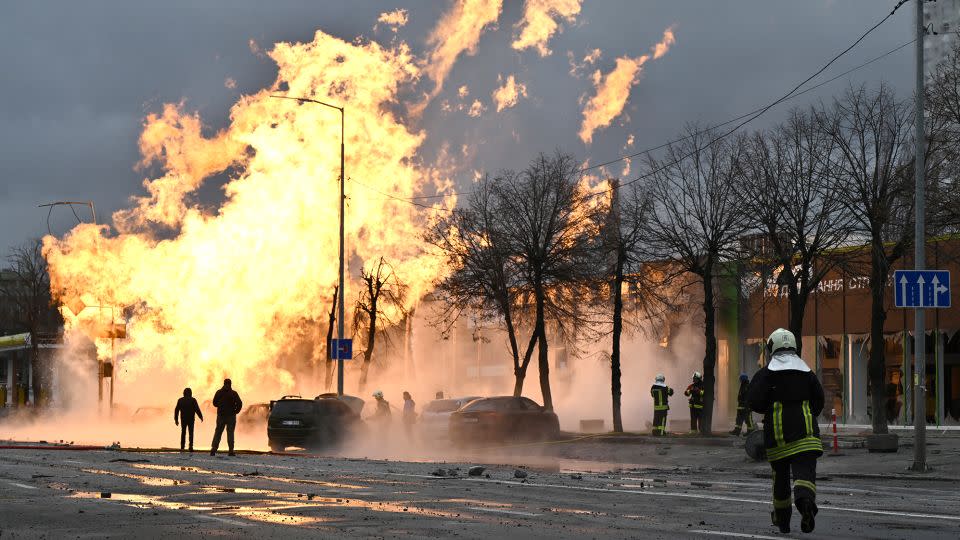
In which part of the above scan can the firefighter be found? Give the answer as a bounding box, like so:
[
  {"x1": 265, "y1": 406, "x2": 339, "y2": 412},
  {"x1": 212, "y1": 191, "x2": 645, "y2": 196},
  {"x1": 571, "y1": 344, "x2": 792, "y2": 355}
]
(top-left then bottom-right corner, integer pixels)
[
  {"x1": 650, "y1": 374, "x2": 673, "y2": 436},
  {"x1": 730, "y1": 373, "x2": 755, "y2": 436},
  {"x1": 684, "y1": 371, "x2": 705, "y2": 433},
  {"x1": 747, "y1": 328, "x2": 824, "y2": 534},
  {"x1": 371, "y1": 390, "x2": 392, "y2": 424}
]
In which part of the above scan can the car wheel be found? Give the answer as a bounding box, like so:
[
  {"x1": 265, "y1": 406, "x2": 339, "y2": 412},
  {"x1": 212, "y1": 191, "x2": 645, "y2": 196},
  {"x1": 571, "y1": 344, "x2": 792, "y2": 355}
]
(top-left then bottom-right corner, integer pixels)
[{"x1": 269, "y1": 442, "x2": 285, "y2": 453}]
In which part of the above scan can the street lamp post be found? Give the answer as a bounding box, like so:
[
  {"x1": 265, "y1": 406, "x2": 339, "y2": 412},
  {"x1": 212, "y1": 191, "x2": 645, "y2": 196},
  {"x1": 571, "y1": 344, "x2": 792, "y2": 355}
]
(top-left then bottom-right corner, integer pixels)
[{"x1": 271, "y1": 95, "x2": 347, "y2": 396}]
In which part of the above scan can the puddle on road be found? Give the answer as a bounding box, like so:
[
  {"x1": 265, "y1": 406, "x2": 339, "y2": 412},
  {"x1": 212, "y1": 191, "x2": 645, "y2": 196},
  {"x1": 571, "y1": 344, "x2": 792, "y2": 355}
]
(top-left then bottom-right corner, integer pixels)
[
  {"x1": 81, "y1": 468, "x2": 189, "y2": 487},
  {"x1": 70, "y1": 490, "x2": 334, "y2": 526},
  {"x1": 131, "y1": 463, "x2": 365, "y2": 490},
  {"x1": 71, "y1": 491, "x2": 206, "y2": 511},
  {"x1": 68, "y1": 482, "x2": 475, "y2": 525}
]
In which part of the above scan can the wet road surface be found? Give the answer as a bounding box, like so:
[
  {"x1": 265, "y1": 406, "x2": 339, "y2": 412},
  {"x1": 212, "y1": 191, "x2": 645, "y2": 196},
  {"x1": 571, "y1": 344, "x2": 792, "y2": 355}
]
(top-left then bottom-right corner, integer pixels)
[{"x1": 1, "y1": 448, "x2": 958, "y2": 538}]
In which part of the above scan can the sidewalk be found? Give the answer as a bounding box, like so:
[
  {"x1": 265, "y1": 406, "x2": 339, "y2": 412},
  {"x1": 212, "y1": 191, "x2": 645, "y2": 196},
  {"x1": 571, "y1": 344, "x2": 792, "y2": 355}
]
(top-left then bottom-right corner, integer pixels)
[{"x1": 548, "y1": 429, "x2": 960, "y2": 481}]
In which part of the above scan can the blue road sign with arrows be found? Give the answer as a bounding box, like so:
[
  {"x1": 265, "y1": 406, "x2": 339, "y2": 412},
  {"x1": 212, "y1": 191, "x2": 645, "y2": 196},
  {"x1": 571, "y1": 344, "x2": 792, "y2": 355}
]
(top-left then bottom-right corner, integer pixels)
[
  {"x1": 894, "y1": 270, "x2": 951, "y2": 308},
  {"x1": 329, "y1": 338, "x2": 353, "y2": 360}
]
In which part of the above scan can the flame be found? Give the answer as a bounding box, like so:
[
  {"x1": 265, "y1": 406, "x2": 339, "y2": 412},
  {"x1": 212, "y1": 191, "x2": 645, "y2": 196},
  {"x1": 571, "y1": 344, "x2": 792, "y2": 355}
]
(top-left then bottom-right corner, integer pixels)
[
  {"x1": 568, "y1": 47, "x2": 601, "y2": 78},
  {"x1": 512, "y1": 0, "x2": 582, "y2": 56},
  {"x1": 492, "y1": 74, "x2": 527, "y2": 112},
  {"x1": 578, "y1": 26, "x2": 676, "y2": 144},
  {"x1": 376, "y1": 9, "x2": 409, "y2": 31},
  {"x1": 43, "y1": 30, "x2": 453, "y2": 400},
  {"x1": 422, "y1": 0, "x2": 503, "y2": 100},
  {"x1": 467, "y1": 99, "x2": 486, "y2": 117},
  {"x1": 652, "y1": 27, "x2": 676, "y2": 60}
]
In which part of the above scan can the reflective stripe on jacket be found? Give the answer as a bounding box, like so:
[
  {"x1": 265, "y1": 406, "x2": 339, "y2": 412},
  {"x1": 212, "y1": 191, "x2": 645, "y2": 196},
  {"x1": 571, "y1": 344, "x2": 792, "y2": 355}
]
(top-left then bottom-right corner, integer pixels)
[
  {"x1": 684, "y1": 382, "x2": 704, "y2": 408},
  {"x1": 651, "y1": 385, "x2": 674, "y2": 411},
  {"x1": 746, "y1": 362, "x2": 825, "y2": 462}
]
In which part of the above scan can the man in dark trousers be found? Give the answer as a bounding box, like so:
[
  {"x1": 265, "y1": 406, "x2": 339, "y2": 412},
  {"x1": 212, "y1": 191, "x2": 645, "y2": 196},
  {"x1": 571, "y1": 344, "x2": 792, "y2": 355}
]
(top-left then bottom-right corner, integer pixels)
[
  {"x1": 748, "y1": 328, "x2": 824, "y2": 534},
  {"x1": 684, "y1": 371, "x2": 705, "y2": 433},
  {"x1": 730, "y1": 373, "x2": 755, "y2": 436},
  {"x1": 650, "y1": 374, "x2": 673, "y2": 436},
  {"x1": 210, "y1": 378, "x2": 243, "y2": 456},
  {"x1": 174, "y1": 388, "x2": 204, "y2": 452}
]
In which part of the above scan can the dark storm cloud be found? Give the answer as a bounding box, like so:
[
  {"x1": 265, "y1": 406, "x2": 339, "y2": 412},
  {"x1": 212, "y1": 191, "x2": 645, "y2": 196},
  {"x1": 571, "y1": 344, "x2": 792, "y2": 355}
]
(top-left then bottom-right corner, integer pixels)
[{"x1": 0, "y1": 1, "x2": 914, "y2": 252}]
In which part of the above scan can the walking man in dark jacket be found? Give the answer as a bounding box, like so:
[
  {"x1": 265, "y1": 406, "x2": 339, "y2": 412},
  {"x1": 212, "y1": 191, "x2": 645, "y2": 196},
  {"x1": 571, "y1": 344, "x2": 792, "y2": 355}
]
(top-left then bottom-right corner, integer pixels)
[
  {"x1": 684, "y1": 371, "x2": 705, "y2": 433},
  {"x1": 650, "y1": 374, "x2": 673, "y2": 436},
  {"x1": 174, "y1": 388, "x2": 204, "y2": 452},
  {"x1": 747, "y1": 328, "x2": 824, "y2": 534},
  {"x1": 730, "y1": 373, "x2": 755, "y2": 436},
  {"x1": 210, "y1": 379, "x2": 243, "y2": 456}
]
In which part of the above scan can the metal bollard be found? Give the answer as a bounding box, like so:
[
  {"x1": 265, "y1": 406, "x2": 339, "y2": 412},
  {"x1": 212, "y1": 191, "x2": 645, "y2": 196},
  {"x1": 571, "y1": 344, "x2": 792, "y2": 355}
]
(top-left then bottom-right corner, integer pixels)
[{"x1": 831, "y1": 408, "x2": 839, "y2": 454}]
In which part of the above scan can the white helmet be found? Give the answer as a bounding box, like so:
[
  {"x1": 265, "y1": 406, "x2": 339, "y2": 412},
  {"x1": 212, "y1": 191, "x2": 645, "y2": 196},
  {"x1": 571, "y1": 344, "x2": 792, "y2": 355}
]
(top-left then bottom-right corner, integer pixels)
[
  {"x1": 692, "y1": 371, "x2": 702, "y2": 380},
  {"x1": 655, "y1": 373, "x2": 665, "y2": 383},
  {"x1": 766, "y1": 328, "x2": 797, "y2": 355},
  {"x1": 372, "y1": 390, "x2": 384, "y2": 399}
]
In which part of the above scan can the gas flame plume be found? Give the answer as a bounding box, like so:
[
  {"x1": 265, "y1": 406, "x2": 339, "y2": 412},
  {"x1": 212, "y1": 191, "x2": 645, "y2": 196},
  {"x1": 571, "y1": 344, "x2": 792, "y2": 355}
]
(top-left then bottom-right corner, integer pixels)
[
  {"x1": 422, "y1": 0, "x2": 503, "y2": 101},
  {"x1": 492, "y1": 74, "x2": 528, "y2": 112},
  {"x1": 512, "y1": 0, "x2": 582, "y2": 56},
  {"x1": 43, "y1": 30, "x2": 454, "y2": 402},
  {"x1": 578, "y1": 26, "x2": 676, "y2": 145},
  {"x1": 376, "y1": 9, "x2": 409, "y2": 32}
]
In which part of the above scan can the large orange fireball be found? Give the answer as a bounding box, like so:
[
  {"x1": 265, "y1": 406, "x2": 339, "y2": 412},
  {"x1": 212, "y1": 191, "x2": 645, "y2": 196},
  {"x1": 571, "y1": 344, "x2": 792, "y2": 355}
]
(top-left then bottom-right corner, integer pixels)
[{"x1": 43, "y1": 30, "x2": 453, "y2": 401}]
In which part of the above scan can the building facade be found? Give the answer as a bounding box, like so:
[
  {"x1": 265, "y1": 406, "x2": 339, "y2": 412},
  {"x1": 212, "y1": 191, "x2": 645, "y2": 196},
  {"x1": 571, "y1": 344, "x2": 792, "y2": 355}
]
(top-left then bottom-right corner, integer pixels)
[{"x1": 718, "y1": 238, "x2": 960, "y2": 427}]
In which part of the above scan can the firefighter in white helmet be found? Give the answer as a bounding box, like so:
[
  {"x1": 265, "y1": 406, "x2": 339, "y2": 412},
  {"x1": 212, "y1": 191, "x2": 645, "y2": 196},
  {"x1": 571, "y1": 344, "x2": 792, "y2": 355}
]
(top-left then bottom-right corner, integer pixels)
[
  {"x1": 747, "y1": 328, "x2": 824, "y2": 534},
  {"x1": 684, "y1": 371, "x2": 705, "y2": 433},
  {"x1": 371, "y1": 390, "x2": 392, "y2": 425},
  {"x1": 650, "y1": 374, "x2": 673, "y2": 436}
]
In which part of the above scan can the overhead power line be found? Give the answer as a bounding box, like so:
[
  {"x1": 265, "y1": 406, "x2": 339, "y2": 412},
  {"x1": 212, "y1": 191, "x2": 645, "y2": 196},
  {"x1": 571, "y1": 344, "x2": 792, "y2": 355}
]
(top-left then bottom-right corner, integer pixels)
[{"x1": 352, "y1": 0, "x2": 912, "y2": 207}]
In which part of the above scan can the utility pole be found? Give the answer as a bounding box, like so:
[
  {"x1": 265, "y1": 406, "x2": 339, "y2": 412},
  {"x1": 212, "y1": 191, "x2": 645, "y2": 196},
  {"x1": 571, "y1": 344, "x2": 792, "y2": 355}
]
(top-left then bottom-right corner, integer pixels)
[
  {"x1": 337, "y1": 108, "x2": 346, "y2": 397},
  {"x1": 270, "y1": 95, "x2": 346, "y2": 396},
  {"x1": 911, "y1": 0, "x2": 927, "y2": 472}
]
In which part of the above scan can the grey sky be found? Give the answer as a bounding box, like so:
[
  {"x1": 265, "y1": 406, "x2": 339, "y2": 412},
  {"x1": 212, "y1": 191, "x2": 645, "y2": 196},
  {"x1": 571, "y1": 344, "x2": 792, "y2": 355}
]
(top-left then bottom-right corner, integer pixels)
[{"x1": 0, "y1": 1, "x2": 915, "y2": 253}]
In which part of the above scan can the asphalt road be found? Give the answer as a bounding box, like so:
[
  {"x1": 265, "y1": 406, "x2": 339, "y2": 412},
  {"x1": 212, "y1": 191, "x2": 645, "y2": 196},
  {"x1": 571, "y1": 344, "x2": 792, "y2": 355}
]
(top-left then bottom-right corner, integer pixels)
[{"x1": 1, "y1": 443, "x2": 959, "y2": 539}]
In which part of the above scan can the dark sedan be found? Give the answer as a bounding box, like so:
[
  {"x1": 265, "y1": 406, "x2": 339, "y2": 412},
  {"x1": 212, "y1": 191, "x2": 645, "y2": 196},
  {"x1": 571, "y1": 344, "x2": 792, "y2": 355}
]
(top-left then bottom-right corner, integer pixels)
[
  {"x1": 449, "y1": 396, "x2": 560, "y2": 445},
  {"x1": 267, "y1": 395, "x2": 361, "y2": 452}
]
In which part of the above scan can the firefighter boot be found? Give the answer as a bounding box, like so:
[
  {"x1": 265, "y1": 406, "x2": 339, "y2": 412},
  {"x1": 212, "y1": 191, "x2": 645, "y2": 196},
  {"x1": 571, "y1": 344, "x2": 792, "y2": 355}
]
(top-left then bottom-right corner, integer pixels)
[
  {"x1": 797, "y1": 498, "x2": 817, "y2": 533},
  {"x1": 729, "y1": 427, "x2": 741, "y2": 436},
  {"x1": 771, "y1": 508, "x2": 791, "y2": 534}
]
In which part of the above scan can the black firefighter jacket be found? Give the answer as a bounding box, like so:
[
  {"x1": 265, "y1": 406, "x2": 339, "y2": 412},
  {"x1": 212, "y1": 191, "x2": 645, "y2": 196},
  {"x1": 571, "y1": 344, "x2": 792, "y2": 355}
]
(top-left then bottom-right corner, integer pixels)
[
  {"x1": 651, "y1": 385, "x2": 674, "y2": 411},
  {"x1": 746, "y1": 352, "x2": 825, "y2": 462}
]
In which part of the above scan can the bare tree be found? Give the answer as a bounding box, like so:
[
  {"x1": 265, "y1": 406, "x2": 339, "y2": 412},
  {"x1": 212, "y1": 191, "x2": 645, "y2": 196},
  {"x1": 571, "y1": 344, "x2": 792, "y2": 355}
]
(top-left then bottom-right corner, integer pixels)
[
  {"x1": 821, "y1": 85, "x2": 913, "y2": 435},
  {"x1": 427, "y1": 152, "x2": 598, "y2": 410},
  {"x1": 645, "y1": 128, "x2": 748, "y2": 434},
  {"x1": 926, "y1": 41, "x2": 960, "y2": 235},
  {"x1": 425, "y1": 178, "x2": 537, "y2": 397},
  {"x1": 0, "y1": 239, "x2": 62, "y2": 402},
  {"x1": 596, "y1": 179, "x2": 667, "y2": 432},
  {"x1": 738, "y1": 108, "x2": 853, "y2": 352},
  {"x1": 494, "y1": 152, "x2": 600, "y2": 411},
  {"x1": 323, "y1": 285, "x2": 338, "y2": 391},
  {"x1": 354, "y1": 258, "x2": 408, "y2": 391}
]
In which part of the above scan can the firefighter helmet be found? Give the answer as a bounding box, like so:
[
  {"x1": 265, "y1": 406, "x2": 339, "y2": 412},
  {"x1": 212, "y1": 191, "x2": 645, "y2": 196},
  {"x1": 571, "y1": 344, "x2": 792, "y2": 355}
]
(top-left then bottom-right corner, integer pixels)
[
  {"x1": 692, "y1": 371, "x2": 702, "y2": 381},
  {"x1": 766, "y1": 328, "x2": 797, "y2": 355},
  {"x1": 372, "y1": 390, "x2": 384, "y2": 399},
  {"x1": 655, "y1": 373, "x2": 665, "y2": 384}
]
